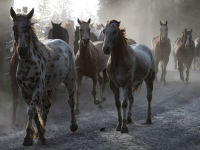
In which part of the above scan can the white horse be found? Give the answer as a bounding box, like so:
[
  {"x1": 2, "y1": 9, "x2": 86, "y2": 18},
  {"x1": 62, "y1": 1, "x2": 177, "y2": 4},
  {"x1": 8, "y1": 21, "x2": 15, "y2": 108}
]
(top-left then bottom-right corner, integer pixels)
[
  {"x1": 102, "y1": 20, "x2": 155, "y2": 133},
  {"x1": 10, "y1": 7, "x2": 78, "y2": 146},
  {"x1": 90, "y1": 25, "x2": 104, "y2": 41}
]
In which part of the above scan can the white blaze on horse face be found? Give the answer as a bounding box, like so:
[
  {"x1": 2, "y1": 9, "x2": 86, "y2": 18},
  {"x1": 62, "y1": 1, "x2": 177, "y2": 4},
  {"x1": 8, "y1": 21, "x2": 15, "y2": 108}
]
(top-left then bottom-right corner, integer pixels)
[
  {"x1": 185, "y1": 34, "x2": 190, "y2": 47},
  {"x1": 160, "y1": 25, "x2": 168, "y2": 41}
]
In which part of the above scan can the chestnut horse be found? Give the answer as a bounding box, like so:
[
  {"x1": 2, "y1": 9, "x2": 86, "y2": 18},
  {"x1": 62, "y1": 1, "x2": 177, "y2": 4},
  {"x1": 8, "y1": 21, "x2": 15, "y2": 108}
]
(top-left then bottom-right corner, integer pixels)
[
  {"x1": 173, "y1": 29, "x2": 195, "y2": 84},
  {"x1": 75, "y1": 18, "x2": 109, "y2": 113},
  {"x1": 103, "y1": 20, "x2": 155, "y2": 133},
  {"x1": 74, "y1": 26, "x2": 98, "y2": 56},
  {"x1": 151, "y1": 21, "x2": 171, "y2": 85}
]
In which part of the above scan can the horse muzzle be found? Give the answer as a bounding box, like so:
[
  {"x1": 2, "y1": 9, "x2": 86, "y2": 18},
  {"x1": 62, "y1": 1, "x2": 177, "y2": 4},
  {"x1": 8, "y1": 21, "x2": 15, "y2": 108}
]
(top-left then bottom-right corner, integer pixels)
[
  {"x1": 18, "y1": 47, "x2": 29, "y2": 59},
  {"x1": 82, "y1": 39, "x2": 89, "y2": 46},
  {"x1": 103, "y1": 46, "x2": 111, "y2": 55}
]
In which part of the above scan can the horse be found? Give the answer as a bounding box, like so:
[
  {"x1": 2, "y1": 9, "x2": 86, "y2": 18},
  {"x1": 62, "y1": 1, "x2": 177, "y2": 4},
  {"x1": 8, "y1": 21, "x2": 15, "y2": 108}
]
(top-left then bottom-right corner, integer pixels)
[
  {"x1": 151, "y1": 21, "x2": 171, "y2": 85},
  {"x1": 75, "y1": 18, "x2": 109, "y2": 113},
  {"x1": 173, "y1": 29, "x2": 195, "y2": 84},
  {"x1": 48, "y1": 21, "x2": 69, "y2": 44},
  {"x1": 96, "y1": 23, "x2": 103, "y2": 30},
  {"x1": 192, "y1": 37, "x2": 200, "y2": 71},
  {"x1": 102, "y1": 20, "x2": 155, "y2": 133},
  {"x1": 10, "y1": 7, "x2": 78, "y2": 146},
  {"x1": 74, "y1": 26, "x2": 98, "y2": 56},
  {"x1": 64, "y1": 22, "x2": 75, "y2": 50},
  {"x1": 90, "y1": 26, "x2": 104, "y2": 41}
]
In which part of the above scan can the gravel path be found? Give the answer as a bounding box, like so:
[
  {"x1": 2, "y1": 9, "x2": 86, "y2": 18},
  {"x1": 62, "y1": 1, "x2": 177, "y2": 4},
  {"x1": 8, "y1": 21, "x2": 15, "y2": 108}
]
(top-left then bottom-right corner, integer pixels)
[{"x1": 1, "y1": 70, "x2": 200, "y2": 150}]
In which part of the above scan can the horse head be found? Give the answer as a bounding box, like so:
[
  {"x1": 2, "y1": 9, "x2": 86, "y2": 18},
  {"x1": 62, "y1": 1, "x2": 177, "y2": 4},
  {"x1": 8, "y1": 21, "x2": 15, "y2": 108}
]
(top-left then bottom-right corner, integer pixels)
[
  {"x1": 10, "y1": 7, "x2": 34, "y2": 60},
  {"x1": 51, "y1": 21, "x2": 63, "y2": 39},
  {"x1": 102, "y1": 20, "x2": 122, "y2": 55},
  {"x1": 183, "y1": 28, "x2": 193, "y2": 48},
  {"x1": 159, "y1": 21, "x2": 168, "y2": 42},
  {"x1": 77, "y1": 18, "x2": 91, "y2": 46}
]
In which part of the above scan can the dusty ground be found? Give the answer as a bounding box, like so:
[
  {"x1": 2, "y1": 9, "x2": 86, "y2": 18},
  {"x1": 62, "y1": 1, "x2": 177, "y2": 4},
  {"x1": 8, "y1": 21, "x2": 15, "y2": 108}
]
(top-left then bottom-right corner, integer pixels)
[{"x1": 1, "y1": 70, "x2": 200, "y2": 150}]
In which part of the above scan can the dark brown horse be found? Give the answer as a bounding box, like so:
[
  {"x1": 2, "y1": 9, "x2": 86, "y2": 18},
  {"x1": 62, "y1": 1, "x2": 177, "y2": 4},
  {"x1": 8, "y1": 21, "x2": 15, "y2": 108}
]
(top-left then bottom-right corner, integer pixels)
[
  {"x1": 48, "y1": 21, "x2": 69, "y2": 44},
  {"x1": 151, "y1": 21, "x2": 171, "y2": 85},
  {"x1": 174, "y1": 29, "x2": 195, "y2": 84}
]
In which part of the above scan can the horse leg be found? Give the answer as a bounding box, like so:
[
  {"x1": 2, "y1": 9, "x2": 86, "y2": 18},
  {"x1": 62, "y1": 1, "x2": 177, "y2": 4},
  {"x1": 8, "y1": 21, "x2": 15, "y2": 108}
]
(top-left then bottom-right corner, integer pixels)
[
  {"x1": 109, "y1": 80, "x2": 121, "y2": 131},
  {"x1": 76, "y1": 75, "x2": 82, "y2": 114},
  {"x1": 121, "y1": 85, "x2": 131, "y2": 133},
  {"x1": 127, "y1": 87, "x2": 134, "y2": 124},
  {"x1": 64, "y1": 71, "x2": 78, "y2": 132},
  {"x1": 174, "y1": 55, "x2": 178, "y2": 70},
  {"x1": 92, "y1": 74, "x2": 100, "y2": 105},
  {"x1": 162, "y1": 59, "x2": 169, "y2": 86},
  {"x1": 155, "y1": 58, "x2": 159, "y2": 83},
  {"x1": 41, "y1": 93, "x2": 51, "y2": 126},
  {"x1": 100, "y1": 69, "x2": 107, "y2": 105},
  {"x1": 185, "y1": 61, "x2": 192, "y2": 84},
  {"x1": 197, "y1": 57, "x2": 200, "y2": 71},
  {"x1": 193, "y1": 58, "x2": 196, "y2": 71},
  {"x1": 34, "y1": 111, "x2": 46, "y2": 145},
  {"x1": 160, "y1": 61, "x2": 164, "y2": 83},
  {"x1": 23, "y1": 89, "x2": 43, "y2": 146},
  {"x1": 178, "y1": 60, "x2": 184, "y2": 82},
  {"x1": 11, "y1": 81, "x2": 18, "y2": 125},
  {"x1": 144, "y1": 75, "x2": 153, "y2": 124}
]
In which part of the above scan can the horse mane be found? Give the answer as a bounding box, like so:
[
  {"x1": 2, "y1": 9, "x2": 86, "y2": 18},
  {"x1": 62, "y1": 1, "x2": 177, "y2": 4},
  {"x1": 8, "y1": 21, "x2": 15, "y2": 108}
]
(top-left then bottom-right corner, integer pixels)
[{"x1": 109, "y1": 20, "x2": 128, "y2": 43}]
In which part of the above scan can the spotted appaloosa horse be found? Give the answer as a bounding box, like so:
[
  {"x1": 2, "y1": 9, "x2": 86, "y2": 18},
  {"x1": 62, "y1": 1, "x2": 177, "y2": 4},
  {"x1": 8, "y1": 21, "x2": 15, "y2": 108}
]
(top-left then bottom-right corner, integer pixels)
[
  {"x1": 75, "y1": 18, "x2": 109, "y2": 113},
  {"x1": 102, "y1": 20, "x2": 155, "y2": 133},
  {"x1": 173, "y1": 29, "x2": 195, "y2": 84},
  {"x1": 10, "y1": 7, "x2": 78, "y2": 146},
  {"x1": 151, "y1": 21, "x2": 171, "y2": 85},
  {"x1": 48, "y1": 21, "x2": 69, "y2": 44}
]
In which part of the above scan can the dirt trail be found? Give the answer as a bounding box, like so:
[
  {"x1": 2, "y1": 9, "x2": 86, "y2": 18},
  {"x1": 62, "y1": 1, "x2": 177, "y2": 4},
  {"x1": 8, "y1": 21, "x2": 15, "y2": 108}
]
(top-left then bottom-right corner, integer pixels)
[{"x1": 1, "y1": 70, "x2": 200, "y2": 150}]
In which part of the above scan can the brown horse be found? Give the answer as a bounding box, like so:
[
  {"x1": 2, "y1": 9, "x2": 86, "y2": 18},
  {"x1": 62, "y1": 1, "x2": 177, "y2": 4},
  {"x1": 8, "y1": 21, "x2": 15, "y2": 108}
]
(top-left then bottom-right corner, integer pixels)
[
  {"x1": 48, "y1": 21, "x2": 69, "y2": 44},
  {"x1": 151, "y1": 21, "x2": 171, "y2": 85},
  {"x1": 102, "y1": 20, "x2": 155, "y2": 133},
  {"x1": 64, "y1": 22, "x2": 75, "y2": 50},
  {"x1": 174, "y1": 29, "x2": 195, "y2": 84},
  {"x1": 75, "y1": 18, "x2": 109, "y2": 113}
]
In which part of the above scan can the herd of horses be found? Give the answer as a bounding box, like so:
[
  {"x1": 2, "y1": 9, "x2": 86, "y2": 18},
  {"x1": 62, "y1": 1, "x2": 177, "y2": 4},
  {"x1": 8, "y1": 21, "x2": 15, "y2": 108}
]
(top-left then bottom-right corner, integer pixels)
[{"x1": 8, "y1": 7, "x2": 199, "y2": 146}]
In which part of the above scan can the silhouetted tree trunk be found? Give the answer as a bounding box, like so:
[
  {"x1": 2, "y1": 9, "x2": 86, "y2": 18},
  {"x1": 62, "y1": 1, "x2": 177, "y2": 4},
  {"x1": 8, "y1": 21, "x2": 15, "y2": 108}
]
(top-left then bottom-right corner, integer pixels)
[{"x1": 0, "y1": 0, "x2": 14, "y2": 88}]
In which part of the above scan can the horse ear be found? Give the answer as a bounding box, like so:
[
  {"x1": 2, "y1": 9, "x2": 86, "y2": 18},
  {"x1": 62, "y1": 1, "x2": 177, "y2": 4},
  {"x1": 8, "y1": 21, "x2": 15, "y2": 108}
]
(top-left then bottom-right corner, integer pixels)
[
  {"x1": 185, "y1": 28, "x2": 187, "y2": 32},
  {"x1": 190, "y1": 29, "x2": 193, "y2": 33},
  {"x1": 77, "y1": 18, "x2": 82, "y2": 25},
  {"x1": 101, "y1": 24, "x2": 104, "y2": 28},
  {"x1": 10, "y1": 7, "x2": 16, "y2": 19},
  {"x1": 59, "y1": 22, "x2": 62, "y2": 26},
  {"x1": 116, "y1": 21, "x2": 120, "y2": 27},
  {"x1": 166, "y1": 21, "x2": 168, "y2": 25},
  {"x1": 88, "y1": 18, "x2": 91, "y2": 24},
  {"x1": 51, "y1": 21, "x2": 54, "y2": 26},
  {"x1": 26, "y1": 8, "x2": 34, "y2": 19},
  {"x1": 160, "y1": 21, "x2": 163, "y2": 25}
]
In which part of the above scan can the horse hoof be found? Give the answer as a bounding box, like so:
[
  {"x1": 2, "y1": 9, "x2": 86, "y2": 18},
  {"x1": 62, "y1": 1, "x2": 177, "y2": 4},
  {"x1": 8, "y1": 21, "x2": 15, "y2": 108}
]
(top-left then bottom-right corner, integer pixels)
[
  {"x1": 127, "y1": 117, "x2": 132, "y2": 124},
  {"x1": 146, "y1": 118, "x2": 152, "y2": 124},
  {"x1": 75, "y1": 109, "x2": 80, "y2": 115},
  {"x1": 23, "y1": 139, "x2": 33, "y2": 146},
  {"x1": 116, "y1": 124, "x2": 121, "y2": 131},
  {"x1": 37, "y1": 138, "x2": 46, "y2": 145},
  {"x1": 102, "y1": 97, "x2": 106, "y2": 102},
  {"x1": 70, "y1": 123, "x2": 78, "y2": 132},
  {"x1": 121, "y1": 126, "x2": 129, "y2": 133},
  {"x1": 94, "y1": 99, "x2": 100, "y2": 105},
  {"x1": 98, "y1": 105, "x2": 103, "y2": 109}
]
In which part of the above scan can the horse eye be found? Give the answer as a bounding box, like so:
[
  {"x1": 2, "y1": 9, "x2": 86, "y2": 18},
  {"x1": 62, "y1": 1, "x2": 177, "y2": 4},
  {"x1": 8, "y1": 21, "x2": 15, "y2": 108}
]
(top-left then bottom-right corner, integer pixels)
[{"x1": 113, "y1": 31, "x2": 116, "y2": 34}]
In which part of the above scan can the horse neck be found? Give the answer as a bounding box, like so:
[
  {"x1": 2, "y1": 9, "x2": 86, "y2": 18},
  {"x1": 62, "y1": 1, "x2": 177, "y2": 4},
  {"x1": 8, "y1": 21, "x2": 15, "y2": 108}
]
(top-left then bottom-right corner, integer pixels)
[
  {"x1": 111, "y1": 37, "x2": 129, "y2": 67},
  {"x1": 79, "y1": 41, "x2": 91, "y2": 58}
]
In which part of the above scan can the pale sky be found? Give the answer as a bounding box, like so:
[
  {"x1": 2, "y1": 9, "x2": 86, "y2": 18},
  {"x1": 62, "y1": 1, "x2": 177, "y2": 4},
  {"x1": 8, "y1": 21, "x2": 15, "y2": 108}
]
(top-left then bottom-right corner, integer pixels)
[{"x1": 14, "y1": 0, "x2": 99, "y2": 24}]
